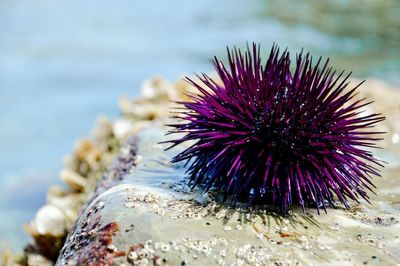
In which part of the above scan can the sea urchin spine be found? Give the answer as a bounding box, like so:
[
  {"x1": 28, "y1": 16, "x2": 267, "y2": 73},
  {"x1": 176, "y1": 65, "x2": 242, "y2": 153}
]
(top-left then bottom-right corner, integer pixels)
[{"x1": 166, "y1": 43, "x2": 385, "y2": 213}]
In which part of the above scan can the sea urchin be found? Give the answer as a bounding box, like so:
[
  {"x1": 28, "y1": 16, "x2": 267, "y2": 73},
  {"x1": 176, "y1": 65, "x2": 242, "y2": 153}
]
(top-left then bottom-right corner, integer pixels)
[{"x1": 166, "y1": 43, "x2": 384, "y2": 213}]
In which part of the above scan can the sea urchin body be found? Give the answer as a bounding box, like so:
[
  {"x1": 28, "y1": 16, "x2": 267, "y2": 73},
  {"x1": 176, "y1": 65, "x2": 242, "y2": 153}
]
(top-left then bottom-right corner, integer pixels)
[{"x1": 166, "y1": 43, "x2": 384, "y2": 213}]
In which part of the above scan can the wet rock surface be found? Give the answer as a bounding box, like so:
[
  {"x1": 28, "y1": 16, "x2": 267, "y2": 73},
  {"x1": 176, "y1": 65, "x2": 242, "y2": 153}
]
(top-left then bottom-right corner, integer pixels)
[
  {"x1": 56, "y1": 122, "x2": 400, "y2": 265},
  {"x1": 4, "y1": 76, "x2": 400, "y2": 265}
]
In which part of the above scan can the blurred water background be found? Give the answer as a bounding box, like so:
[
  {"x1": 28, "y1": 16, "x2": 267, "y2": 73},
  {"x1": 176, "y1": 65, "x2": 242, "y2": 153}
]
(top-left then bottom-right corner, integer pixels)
[{"x1": 0, "y1": 0, "x2": 399, "y2": 251}]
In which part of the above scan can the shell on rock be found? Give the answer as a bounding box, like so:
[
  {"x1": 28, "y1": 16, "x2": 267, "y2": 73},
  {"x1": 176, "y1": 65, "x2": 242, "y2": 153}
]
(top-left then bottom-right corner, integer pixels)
[
  {"x1": 112, "y1": 119, "x2": 151, "y2": 140},
  {"x1": 46, "y1": 186, "x2": 84, "y2": 224},
  {"x1": 118, "y1": 96, "x2": 168, "y2": 120},
  {"x1": 74, "y1": 139, "x2": 96, "y2": 161},
  {"x1": 24, "y1": 205, "x2": 68, "y2": 261},
  {"x1": 92, "y1": 115, "x2": 114, "y2": 142},
  {"x1": 62, "y1": 154, "x2": 79, "y2": 172},
  {"x1": 27, "y1": 253, "x2": 53, "y2": 266},
  {"x1": 60, "y1": 169, "x2": 87, "y2": 192},
  {"x1": 26, "y1": 205, "x2": 67, "y2": 236},
  {"x1": 140, "y1": 76, "x2": 178, "y2": 102}
]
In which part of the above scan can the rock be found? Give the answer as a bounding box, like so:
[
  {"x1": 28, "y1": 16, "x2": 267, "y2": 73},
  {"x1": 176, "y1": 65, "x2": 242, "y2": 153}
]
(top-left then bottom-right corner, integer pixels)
[
  {"x1": 57, "y1": 122, "x2": 400, "y2": 265},
  {"x1": 14, "y1": 76, "x2": 400, "y2": 265},
  {"x1": 57, "y1": 78, "x2": 400, "y2": 265},
  {"x1": 60, "y1": 169, "x2": 87, "y2": 192}
]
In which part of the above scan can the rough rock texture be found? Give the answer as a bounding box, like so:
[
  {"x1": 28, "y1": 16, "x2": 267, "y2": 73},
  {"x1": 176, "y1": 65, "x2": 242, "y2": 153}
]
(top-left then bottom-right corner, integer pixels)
[
  {"x1": 5, "y1": 76, "x2": 400, "y2": 266},
  {"x1": 56, "y1": 78, "x2": 400, "y2": 265},
  {"x1": 56, "y1": 124, "x2": 400, "y2": 265}
]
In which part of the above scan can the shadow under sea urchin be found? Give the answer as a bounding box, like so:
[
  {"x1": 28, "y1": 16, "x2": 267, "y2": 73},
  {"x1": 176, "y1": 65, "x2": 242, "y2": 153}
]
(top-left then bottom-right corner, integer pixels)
[{"x1": 165, "y1": 43, "x2": 385, "y2": 214}]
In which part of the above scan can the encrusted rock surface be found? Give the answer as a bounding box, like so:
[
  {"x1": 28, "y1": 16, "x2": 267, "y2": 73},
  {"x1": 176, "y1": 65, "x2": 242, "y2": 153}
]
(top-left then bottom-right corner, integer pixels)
[
  {"x1": 56, "y1": 77, "x2": 400, "y2": 266},
  {"x1": 56, "y1": 123, "x2": 400, "y2": 266},
  {"x1": 3, "y1": 76, "x2": 400, "y2": 265}
]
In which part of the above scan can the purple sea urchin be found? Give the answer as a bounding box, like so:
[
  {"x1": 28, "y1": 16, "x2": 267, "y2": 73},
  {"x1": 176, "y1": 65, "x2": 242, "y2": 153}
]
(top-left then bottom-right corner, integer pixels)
[{"x1": 166, "y1": 43, "x2": 385, "y2": 213}]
